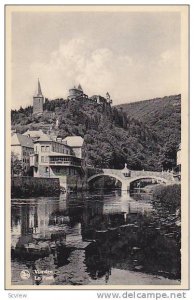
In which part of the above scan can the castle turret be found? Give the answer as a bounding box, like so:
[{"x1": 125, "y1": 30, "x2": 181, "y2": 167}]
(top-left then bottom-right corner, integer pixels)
[
  {"x1": 68, "y1": 84, "x2": 84, "y2": 100},
  {"x1": 106, "y1": 92, "x2": 112, "y2": 104},
  {"x1": 77, "y1": 84, "x2": 83, "y2": 91},
  {"x1": 33, "y1": 79, "x2": 44, "y2": 114}
]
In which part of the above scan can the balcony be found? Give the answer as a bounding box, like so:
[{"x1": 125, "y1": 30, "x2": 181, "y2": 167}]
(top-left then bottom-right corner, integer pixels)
[
  {"x1": 49, "y1": 160, "x2": 81, "y2": 167},
  {"x1": 49, "y1": 156, "x2": 81, "y2": 167}
]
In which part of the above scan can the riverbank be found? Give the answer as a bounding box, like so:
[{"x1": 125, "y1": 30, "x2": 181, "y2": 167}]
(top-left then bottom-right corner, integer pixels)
[
  {"x1": 151, "y1": 184, "x2": 181, "y2": 215},
  {"x1": 11, "y1": 176, "x2": 60, "y2": 198}
]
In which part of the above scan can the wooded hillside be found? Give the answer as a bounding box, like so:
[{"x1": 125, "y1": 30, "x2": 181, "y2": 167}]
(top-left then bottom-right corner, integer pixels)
[{"x1": 11, "y1": 94, "x2": 181, "y2": 171}]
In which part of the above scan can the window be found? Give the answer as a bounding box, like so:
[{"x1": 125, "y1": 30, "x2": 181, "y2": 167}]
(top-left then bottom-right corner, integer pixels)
[
  {"x1": 41, "y1": 146, "x2": 45, "y2": 152},
  {"x1": 45, "y1": 156, "x2": 49, "y2": 163},
  {"x1": 41, "y1": 156, "x2": 44, "y2": 163},
  {"x1": 45, "y1": 146, "x2": 50, "y2": 152}
]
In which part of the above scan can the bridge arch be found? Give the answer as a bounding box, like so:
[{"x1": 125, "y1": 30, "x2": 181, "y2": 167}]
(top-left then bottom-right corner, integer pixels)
[
  {"x1": 87, "y1": 173, "x2": 124, "y2": 186},
  {"x1": 129, "y1": 176, "x2": 169, "y2": 186}
]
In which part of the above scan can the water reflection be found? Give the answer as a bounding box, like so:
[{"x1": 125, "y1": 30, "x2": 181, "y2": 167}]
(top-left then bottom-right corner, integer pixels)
[{"x1": 11, "y1": 191, "x2": 181, "y2": 285}]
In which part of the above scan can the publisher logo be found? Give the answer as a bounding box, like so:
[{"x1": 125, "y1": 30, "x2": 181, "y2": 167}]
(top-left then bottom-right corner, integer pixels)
[{"x1": 20, "y1": 270, "x2": 30, "y2": 280}]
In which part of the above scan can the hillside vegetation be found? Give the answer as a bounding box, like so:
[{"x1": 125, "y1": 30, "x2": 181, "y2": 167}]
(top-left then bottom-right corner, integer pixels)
[
  {"x1": 117, "y1": 95, "x2": 181, "y2": 144},
  {"x1": 11, "y1": 94, "x2": 181, "y2": 171}
]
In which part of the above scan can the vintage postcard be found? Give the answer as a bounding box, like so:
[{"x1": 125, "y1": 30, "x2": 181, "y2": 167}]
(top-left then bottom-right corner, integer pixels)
[{"x1": 5, "y1": 5, "x2": 189, "y2": 290}]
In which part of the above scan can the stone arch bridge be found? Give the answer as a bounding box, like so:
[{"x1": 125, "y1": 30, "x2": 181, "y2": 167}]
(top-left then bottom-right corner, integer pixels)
[{"x1": 87, "y1": 169, "x2": 175, "y2": 191}]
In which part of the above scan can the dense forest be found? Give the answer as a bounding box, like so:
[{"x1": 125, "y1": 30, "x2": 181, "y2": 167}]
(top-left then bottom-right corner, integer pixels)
[
  {"x1": 11, "y1": 94, "x2": 181, "y2": 171},
  {"x1": 116, "y1": 95, "x2": 181, "y2": 144}
]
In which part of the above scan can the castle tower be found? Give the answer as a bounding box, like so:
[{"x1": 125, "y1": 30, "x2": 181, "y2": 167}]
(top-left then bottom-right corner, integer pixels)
[
  {"x1": 68, "y1": 84, "x2": 84, "y2": 100},
  {"x1": 33, "y1": 79, "x2": 44, "y2": 114}
]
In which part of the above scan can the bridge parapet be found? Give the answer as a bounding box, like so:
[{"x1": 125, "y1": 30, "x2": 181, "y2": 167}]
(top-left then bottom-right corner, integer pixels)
[
  {"x1": 102, "y1": 169, "x2": 126, "y2": 180},
  {"x1": 130, "y1": 170, "x2": 174, "y2": 182}
]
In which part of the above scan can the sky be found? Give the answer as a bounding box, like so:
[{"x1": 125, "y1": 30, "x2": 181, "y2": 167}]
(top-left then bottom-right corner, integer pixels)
[{"x1": 11, "y1": 10, "x2": 181, "y2": 109}]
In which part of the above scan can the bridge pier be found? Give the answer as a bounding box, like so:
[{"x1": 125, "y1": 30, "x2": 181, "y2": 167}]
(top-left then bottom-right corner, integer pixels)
[{"x1": 121, "y1": 181, "x2": 129, "y2": 192}]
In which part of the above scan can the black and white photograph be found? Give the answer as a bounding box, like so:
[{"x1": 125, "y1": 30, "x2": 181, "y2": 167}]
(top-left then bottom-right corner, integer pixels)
[{"x1": 5, "y1": 5, "x2": 189, "y2": 289}]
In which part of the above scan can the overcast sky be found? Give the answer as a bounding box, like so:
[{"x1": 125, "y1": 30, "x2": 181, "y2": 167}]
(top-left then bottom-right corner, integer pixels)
[{"x1": 11, "y1": 10, "x2": 181, "y2": 109}]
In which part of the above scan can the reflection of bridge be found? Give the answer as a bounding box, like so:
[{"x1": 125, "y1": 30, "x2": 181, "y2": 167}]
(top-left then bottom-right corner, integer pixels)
[{"x1": 87, "y1": 169, "x2": 175, "y2": 191}]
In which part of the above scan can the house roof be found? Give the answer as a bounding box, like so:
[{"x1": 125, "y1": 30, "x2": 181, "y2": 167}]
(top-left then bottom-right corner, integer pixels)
[
  {"x1": 63, "y1": 136, "x2": 84, "y2": 147},
  {"x1": 11, "y1": 133, "x2": 34, "y2": 148},
  {"x1": 35, "y1": 134, "x2": 52, "y2": 143},
  {"x1": 34, "y1": 134, "x2": 71, "y2": 147},
  {"x1": 23, "y1": 129, "x2": 44, "y2": 138}
]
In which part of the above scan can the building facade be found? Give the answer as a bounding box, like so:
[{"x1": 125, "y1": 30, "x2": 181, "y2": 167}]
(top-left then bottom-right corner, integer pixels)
[
  {"x1": 11, "y1": 133, "x2": 34, "y2": 175},
  {"x1": 63, "y1": 136, "x2": 84, "y2": 159},
  {"x1": 30, "y1": 134, "x2": 85, "y2": 191}
]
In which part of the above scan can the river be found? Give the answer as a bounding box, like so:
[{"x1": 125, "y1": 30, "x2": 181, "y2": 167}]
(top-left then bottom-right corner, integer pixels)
[{"x1": 11, "y1": 190, "x2": 181, "y2": 286}]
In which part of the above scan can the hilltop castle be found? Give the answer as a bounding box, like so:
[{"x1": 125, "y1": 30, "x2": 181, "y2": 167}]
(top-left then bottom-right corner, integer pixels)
[{"x1": 32, "y1": 80, "x2": 112, "y2": 114}]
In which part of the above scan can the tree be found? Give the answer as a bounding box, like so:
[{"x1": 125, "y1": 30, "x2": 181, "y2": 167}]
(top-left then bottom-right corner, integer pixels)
[
  {"x1": 11, "y1": 152, "x2": 23, "y2": 176},
  {"x1": 159, "y1": 141, "x2": 177, "y2": 171}
]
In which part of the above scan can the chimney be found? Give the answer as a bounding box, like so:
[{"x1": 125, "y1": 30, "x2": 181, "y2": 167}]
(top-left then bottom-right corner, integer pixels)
[{"x1": 56, "y1": 137, "x2": 62, "y2": 143}]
